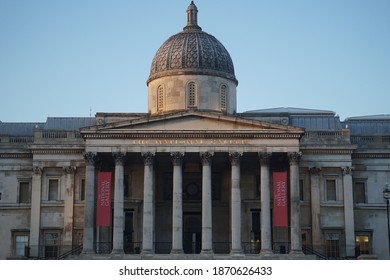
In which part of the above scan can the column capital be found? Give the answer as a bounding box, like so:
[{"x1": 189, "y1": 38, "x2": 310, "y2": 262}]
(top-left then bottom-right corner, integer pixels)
[
  {"x1": 309, "y1": 166, "x2": 321, "y2": 175},
  {"x1": 171, "y1": 152, "x2": 184, "y2": 166},
  {"x1": 229, "y1": 152, "x2": 242, "y2": 166},
  {"x1": 32, "y1": 166, "x2": 42, "y2": 176},
  {"x1": 142, "y1": 152, "x2": 155, "y2": 166},
  {"x1": 113, "y1": 152, "x2": 125, "y2": 166},
  {"x1": 258, "y1": 152, "x2": 272, "y2": 165},
  {"x1": 288, "y1": 152, "x2": 302, "y2": 166},
  {"x1": 63, "y1": 166, "x2": 76, "y2": 174},
  {"x1": 341, "y1": 166, "x2": 353, "y2": 176},
  {"x1": 83, "y1": 152, "x2": 97, "y2": 166},
  {"x1": 200, "y1": 152, "x2": 213, "y2": 165}
]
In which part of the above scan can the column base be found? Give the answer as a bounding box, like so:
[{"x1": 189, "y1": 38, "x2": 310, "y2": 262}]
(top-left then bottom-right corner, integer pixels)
[
  {"x1": 170, "y1": 249, "x2": 184, "y2": 255},
  {"x1": 111, "y1": 249, "x2": 124, "y2": 255},
  {"x1": 200, "y1": 249, "x2": 214, "y2": 255},
  {"x1": 289, "y1": 249, "x2": 304, "y2": 255},
  {"x1": 230, "y1": 249, "x2": 244, "y2": 256},
  {"x1": 260, "y1": 249, "x2": 274, "y2": 256},
  {"x1": 141, "y1": 249, "x2": 154, "y2": 255}
]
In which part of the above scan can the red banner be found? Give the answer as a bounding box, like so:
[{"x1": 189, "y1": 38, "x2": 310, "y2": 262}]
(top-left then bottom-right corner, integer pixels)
[
  {"x1": 273, "y1": 172, "x2": 288, "y2": 227},
  {"x1": 96, "y1": 172, "x2": 112, "y2": 227}
]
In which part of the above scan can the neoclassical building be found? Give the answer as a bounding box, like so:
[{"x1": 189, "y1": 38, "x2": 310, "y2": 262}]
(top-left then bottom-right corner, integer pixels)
[{"x1": 0, "y1": 2, "x2": 389, "y2": 260}]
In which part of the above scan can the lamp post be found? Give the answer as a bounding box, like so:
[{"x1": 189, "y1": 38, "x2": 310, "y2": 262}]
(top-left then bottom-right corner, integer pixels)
[{"x1": 384, "y1": 183, "x2": 390, "y2": 257}]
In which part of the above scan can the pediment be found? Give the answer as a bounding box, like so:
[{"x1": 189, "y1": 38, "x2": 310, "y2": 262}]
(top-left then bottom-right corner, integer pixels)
[
  {"x1": 84, "y1": 111, "x2": 301, "y2": 132},
  {"x1": 81, "y1": 111, "x2": 304, "y2": 138}
]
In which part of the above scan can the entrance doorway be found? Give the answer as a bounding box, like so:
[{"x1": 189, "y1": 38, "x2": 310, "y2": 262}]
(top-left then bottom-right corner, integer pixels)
[{"x1": 183, "y1": 213, "x2": 201, "y2": 254}]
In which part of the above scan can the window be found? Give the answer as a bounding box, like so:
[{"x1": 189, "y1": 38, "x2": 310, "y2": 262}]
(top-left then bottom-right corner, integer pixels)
[
  {"x1": 355, "y1": 234, "x2": 370, "y2": 255},
  {"x1": 44, "y1": 232, "x2": 60, "y2": 258},
  {"x1": 354, "y1": 182, "x2": 366, "y2": 204},
  {"x1": 326, "y1": 179, "x2": 336, "y2": 201},
  {"x1": 220, "y1": 85, "x2": 227, "y2": 111},
  {"x1": 19, "y1": 181, "x2": 30, "y2": 203},
  {"x1": 325, "y1": 233, "x2": 340, "y2": 258},
  {"x1": 80, "y1": 179, "x2": 85, "y2": 201},
  {"x1": 48, "y1": 179, "x2": 59, "y2": 200},
  {"x1": 124, "y1": 174, "x2": 132, "y2": 198},
  {"x1": 14, "y1": 234, "x2": 29, "y2": 257},
  {"x1": 299, "y1": 179, "x2": 304, "y2": 201},
  {"x1": 187, "y1": 82, "x2": 197, "y2": 107},
  {"x1": 251, "y1": 210, "x2": 261, "y2": 253},
  {"x1": 157, "y1": 85, "x2": 164, "y2": 111}
]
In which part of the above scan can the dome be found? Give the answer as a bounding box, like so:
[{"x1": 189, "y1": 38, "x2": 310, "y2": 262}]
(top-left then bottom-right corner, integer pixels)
[{"x1": 147, "y1": 1, "x2": 237, "y2": 85}]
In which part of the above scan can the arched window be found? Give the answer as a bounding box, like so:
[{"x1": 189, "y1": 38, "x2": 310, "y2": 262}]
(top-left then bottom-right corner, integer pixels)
[
  {"x1": 187, "y1": 82, "x2": 197, "y2": 108},
  {"x1": 220, "y1": 84, "x2": 228, "y2": 112},
  {"x1": 157, "y1": 85, "x2": 164, "y2": 111}
]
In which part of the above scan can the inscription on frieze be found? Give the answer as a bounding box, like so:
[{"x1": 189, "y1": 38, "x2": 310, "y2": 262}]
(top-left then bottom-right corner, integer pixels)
[{"x1": 131, "y1": 139, "x2": 250, "y2": 145}]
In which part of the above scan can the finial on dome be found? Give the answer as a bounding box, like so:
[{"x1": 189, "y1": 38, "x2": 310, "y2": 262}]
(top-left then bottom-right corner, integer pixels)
[{"x1": 184, "y1": 1, "x2": 202, "y2": 31}]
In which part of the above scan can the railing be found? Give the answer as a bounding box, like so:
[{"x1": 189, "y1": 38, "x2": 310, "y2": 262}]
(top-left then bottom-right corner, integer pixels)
[
  {"x1": 21, "y1": 245, "x2": 82, "y2": 259},
  {"x1": 18, "y1": 243, "x2": 361, "y2": 259},
  {"x1": 58, "y1": 244, "x2": 83, "y2": 260}
]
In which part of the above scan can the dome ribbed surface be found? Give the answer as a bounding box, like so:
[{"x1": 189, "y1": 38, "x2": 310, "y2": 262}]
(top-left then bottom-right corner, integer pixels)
[{"x1": 147, "y1": 30, "x2": 237, "y2": 84}]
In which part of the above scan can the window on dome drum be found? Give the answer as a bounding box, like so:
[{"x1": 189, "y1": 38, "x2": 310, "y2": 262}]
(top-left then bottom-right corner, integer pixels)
[
  {"x1": 187, "y1": 82, "x2": 197, "y2": 108},
  {"x1": 157, "y1": 85, "x2": 164, "y2": 111},
  {"x1": 220, "y1": 85, "x2": 227, "y2": 111},
  {"x1": 353, "y1": 181, "x2": 366, "y2": 204}
]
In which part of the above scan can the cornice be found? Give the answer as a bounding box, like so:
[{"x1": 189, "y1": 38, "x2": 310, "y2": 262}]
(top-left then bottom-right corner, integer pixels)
[{"x1": 81, "y1": 131, "x2": 303, "y2": 140}]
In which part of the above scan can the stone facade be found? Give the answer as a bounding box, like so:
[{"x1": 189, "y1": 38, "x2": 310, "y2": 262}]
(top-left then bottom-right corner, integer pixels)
[{"x1": 0, "y1": 2, "x2": 389, "y2": 260}]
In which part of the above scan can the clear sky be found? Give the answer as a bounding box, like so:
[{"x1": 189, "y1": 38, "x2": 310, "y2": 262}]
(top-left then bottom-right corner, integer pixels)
[{"x1": 1, "y1": 0, "x2": 389, "y2": 122}]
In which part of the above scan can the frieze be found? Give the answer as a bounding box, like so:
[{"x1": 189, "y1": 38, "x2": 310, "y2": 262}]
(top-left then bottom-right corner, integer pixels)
[
  {"x1": 31, "y1": 149, "x2": 84, "y2": 155},
  {"x1": 0, "y1": 153, "x2": 32, "y2": 159}
]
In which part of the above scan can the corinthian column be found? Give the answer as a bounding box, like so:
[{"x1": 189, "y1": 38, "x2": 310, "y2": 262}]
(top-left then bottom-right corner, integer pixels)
[
  {"x1": 230, "y1": 152, "x2": 243, "y2": 255},
  {"x1": 30, "y1": 166, "x2": 42, "y2": 258},
  {"x1": 142, "y1": 152, "x2": 155, "y2": 254},
  {"x1": 82, "y1": 152, "x2": 97, "y2": 254},
  {"x1": 63, "y1": 166, "x2": 76, "y2": 248},
  {"x1": 259, "y1": 153, "x2": 273, "y2": 255},
  {"x1": 112, "y1": 152, "x2": 125, "y2": 254},
  {"x1": 171, "y1": 152, "x2": 184, "y2": 254},
  {"x1": 200, "y1": 152, "x2": 213, "y2": 255},
  {"x1": 289, "y1": 152, "x2": 302, "y2": 254},
  {"x1": 342, "y1": 166, "x2": 355, "y2": 257},
  {"x1": 309, "y1": 167, "x2": 322, "y2": 253}
]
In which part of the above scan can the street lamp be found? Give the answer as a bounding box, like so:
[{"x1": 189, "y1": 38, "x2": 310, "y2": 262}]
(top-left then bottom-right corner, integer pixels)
[{"x1": 384, "y1": 183, "x2": 390, "y2": 257}]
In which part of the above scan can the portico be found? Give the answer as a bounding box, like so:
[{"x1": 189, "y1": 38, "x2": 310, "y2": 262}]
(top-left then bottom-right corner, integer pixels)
[{"x1": 80, "y1": 110, "x2": 304, "y2": 257}]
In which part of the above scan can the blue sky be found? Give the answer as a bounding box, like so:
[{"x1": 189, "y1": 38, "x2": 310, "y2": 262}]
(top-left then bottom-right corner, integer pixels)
[{"x1": 1, "y1": 0, "x2": 389, "y2": 122}]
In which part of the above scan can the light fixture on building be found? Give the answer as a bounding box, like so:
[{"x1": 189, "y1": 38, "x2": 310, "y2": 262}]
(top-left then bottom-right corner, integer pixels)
[{"x1": 383, "y1": 183, "x2": 390, "y2": 256}]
